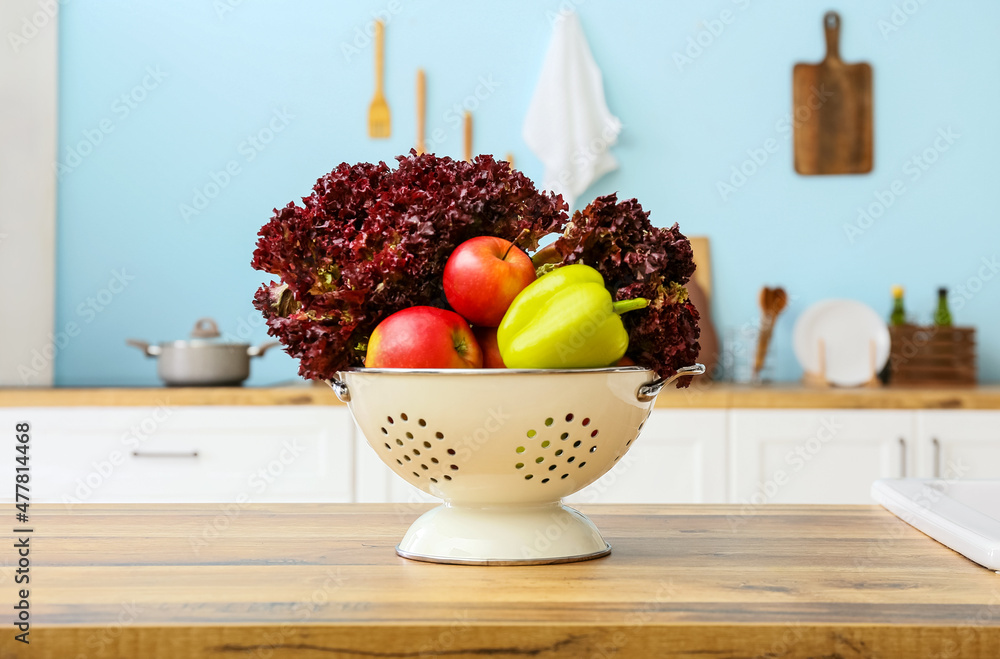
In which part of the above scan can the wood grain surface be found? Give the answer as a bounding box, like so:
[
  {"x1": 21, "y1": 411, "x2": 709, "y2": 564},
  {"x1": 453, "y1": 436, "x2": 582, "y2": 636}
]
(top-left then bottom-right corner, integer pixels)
[
  {"x1": 4, "y1": 384, "x2": 1000, "y2": 410},
  {"x1": 3, "y1": 504, "x2": 998, "y2": 658},
  {"x1": 793, "y1": 11, "x2": 873, "y2": 175}
]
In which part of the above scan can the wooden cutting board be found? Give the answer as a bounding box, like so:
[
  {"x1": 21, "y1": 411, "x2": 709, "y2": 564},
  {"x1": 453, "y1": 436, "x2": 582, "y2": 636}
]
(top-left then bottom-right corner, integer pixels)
[
  {"x1": 793, "y1": 11, "x2": 873, "y2": 175},
  {"x1": 688, "y1": 236, "x2": 712, "y2": 303}
]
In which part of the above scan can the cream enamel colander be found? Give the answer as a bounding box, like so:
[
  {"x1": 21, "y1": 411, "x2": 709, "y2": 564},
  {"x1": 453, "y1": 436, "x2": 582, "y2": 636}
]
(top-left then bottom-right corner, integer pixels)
[{"x1": 330, "y1": 364, "x2": 704, "y2": 565}]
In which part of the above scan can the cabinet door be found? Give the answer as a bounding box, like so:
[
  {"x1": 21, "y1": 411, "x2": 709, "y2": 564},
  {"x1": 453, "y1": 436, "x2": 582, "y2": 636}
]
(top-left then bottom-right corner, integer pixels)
[
  {"x1": 917, "y1": 411, "x2": 1000, "y2": 479},
  {"x1": 566, "y1": 410, "x2": 728, "y2": 504},
  {"x1": 0, "y1": 406, "x2": 354, "y2": 504},
  {"x1": 730, "y1": 410, "x2": 915, "y2": 505}
]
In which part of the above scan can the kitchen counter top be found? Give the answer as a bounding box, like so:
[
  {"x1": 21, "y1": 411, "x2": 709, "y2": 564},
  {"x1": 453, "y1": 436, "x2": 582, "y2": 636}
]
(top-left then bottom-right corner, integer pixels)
[
  {"x1": 4, "y1": 383, "x2": 1000, "y2": 409},
  {"x1": 9, "y1": 503, "x2": 999, "y2": 658}
]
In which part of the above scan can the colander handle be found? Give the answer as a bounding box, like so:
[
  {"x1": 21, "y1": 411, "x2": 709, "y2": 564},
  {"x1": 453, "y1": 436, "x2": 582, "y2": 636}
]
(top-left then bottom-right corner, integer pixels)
[
  {"x1": 329, "y1": 378, "x2": 350, "y2": 403},
  {"x1": 637, "y1": 363, "x2": 705, "y2": 402}
]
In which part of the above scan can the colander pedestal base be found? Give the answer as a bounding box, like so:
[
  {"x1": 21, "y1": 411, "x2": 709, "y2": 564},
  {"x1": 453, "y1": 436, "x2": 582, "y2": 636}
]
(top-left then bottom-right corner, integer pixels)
[{"x1": 395, "y1": 502, "x2": 611, "y2": 565}]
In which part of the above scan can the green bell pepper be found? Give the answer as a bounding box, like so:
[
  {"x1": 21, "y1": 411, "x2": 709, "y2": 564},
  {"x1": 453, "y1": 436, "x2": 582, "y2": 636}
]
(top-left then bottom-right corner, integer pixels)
[{"x1": 497, "y1": 263, "x2": 648, "y2": 369}]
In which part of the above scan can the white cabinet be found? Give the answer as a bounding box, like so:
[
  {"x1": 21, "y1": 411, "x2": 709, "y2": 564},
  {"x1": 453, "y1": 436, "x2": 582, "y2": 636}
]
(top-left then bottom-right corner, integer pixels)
[
  {"x1": 729, "y1": 410, "x2": 915, "y2": 505},
  {"x1": 917, "y1": 411, "x2": 1000, "y2": 480},
  {"x1": 4, "y1": 403, "x2": 996, "y2": 507},
  {"x1": 566, "y1": 410, "x2": 727, "y2": 504},
  {"x1": 0, "y1": 406, "x2": 354, "y2": 504}
]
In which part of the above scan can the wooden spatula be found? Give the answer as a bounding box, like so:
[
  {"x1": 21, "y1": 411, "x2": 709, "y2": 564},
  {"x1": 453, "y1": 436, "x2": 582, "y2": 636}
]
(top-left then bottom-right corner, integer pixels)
[
  {"x1": 367, "y1": 20, "x2": 390, "y2": 139},
  {"x1": 463, "y1": 111, "x2": 472, "y2": 162},
  {"x1": 793, "y1": 11, "x2": 872, "y2": 175},
  {"x1": 415, "y1": 69, "x2": 426, "y2": 154}
]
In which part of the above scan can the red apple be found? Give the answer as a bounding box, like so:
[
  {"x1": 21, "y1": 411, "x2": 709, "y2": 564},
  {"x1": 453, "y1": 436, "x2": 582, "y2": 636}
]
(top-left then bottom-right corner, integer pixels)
[
  {"x1": 443, "y1": 236, "x2": 536, "y2": 327},
  {"x1": 473, "y1": 326, "x2": 506, "y2": 368},
  {"x1": 366, "y1": 307, "x2": 483, "y2": 368}
]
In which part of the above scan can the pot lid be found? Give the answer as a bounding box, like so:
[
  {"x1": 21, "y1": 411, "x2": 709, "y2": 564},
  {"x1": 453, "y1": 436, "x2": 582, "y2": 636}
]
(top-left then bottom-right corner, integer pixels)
[{"x1": 163, "y1": 318, "x2": 249, "y2": 348}]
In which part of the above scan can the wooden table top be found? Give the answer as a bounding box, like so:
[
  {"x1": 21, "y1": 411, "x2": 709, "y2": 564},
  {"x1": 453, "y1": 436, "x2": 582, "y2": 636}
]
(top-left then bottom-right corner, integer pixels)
[
  {"x1": 5, "y1": 504, "x2": 999, "y2": 658},
  {"x1": 4, "y1": 383, "x2": 1000, "y2": 409}
]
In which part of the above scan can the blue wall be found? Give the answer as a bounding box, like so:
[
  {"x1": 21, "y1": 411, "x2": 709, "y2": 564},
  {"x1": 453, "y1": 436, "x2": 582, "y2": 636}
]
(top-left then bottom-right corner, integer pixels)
[{"x1": 55, "y1": 0, "x2": 1000, "y2": 386}]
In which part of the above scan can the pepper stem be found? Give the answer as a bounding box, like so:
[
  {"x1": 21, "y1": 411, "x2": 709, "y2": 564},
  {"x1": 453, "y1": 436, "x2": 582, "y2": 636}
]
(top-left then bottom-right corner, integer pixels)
[{"x1": 612, "y1": 298, "x2": 649, "y2": 315}]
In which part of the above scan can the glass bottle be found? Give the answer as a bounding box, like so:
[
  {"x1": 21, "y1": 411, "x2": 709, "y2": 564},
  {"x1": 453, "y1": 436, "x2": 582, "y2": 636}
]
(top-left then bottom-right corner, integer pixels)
[
  {"x1": 890, "y1": 285, "x2": 906, "y2": 326},
  {"x1": 934, "y1": 287, "x2": 952, "y2": 326}
]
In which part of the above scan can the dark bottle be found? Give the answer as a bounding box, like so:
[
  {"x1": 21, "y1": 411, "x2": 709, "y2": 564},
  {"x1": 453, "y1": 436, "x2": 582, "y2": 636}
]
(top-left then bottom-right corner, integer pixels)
[{"x1": 934, "y1": 287, "x2": 953, "y2": 326}]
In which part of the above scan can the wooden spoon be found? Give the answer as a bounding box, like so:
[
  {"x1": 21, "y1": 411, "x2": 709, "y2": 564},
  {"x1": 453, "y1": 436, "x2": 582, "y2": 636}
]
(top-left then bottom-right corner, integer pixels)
[{"x1": 754, "y1": 287, "x2": 788, "y2": 379}]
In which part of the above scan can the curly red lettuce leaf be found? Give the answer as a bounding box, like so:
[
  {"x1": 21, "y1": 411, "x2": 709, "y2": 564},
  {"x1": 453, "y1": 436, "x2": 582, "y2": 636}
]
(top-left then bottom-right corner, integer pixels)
[
  {"x1": 548, "y1": 193, "x2": 695, "y2": 289},
  {"x1": 547, "y1": 194, "x2": 700, "y2": 387},
  {"x1": 252, "y1": 151, "x2": 568, "y2": 380}
]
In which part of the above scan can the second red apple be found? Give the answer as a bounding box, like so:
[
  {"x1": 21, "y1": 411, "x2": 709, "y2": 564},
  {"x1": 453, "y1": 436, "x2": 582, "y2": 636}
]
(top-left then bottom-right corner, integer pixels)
[
  {"x1": 443, "y1": 236, "x2": 536, "y2": 327},
  {"x1": 473, "y1": 326, "x2": 506, "y2": 368}
]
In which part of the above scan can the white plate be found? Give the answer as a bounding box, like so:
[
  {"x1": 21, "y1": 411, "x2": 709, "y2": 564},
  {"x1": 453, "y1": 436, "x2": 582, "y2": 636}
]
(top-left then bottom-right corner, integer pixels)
[
  {"x1": 872, "y1": 479, "x2": 1000, "y2": 572},
  {"x1": 793, "y1": 299, "x2": 890, "y2": 387}
]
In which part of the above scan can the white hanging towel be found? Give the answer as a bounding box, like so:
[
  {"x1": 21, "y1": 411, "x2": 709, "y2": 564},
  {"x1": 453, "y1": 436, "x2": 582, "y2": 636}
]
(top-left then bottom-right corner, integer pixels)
[{"x1": 523, "y1": 10, "x2": 622, "y2": 212}]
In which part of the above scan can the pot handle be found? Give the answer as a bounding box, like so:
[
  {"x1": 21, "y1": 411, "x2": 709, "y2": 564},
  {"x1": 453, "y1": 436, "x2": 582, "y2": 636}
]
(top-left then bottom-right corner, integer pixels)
[
  {"x1": 247, "y1": 341, "x2": 281, "y2": 358},
  {"x1": 636, "y1": 363, "x2": 705, "y2": 402},
  {"x1": 126, "y1": 339, "x2": 162, "y2": 357}
]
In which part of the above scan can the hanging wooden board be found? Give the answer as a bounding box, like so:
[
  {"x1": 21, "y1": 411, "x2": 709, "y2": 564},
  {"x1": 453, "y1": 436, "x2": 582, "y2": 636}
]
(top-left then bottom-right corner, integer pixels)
[{"x1": 793, "y1": 11, "x2": 873, "y2": 175}]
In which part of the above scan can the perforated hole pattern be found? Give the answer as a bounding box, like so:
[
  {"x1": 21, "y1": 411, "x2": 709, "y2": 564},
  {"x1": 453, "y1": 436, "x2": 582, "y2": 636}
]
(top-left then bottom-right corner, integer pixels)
[
  {"x1": 377, "y1": 408, "x2": 645, "y2": 487},
  {"x1": 514, "y1": 413, "x2": 599, "y2": 483},
  {"x1": 380, "y1": 414, "x2": 456, "y2": 481}
]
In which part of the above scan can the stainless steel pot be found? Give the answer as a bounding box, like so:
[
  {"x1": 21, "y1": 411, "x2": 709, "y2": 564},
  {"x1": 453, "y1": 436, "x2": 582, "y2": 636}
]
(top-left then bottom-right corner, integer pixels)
[{"x1": 127, "y1": 318, "x2": 279, "y2": 386}]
